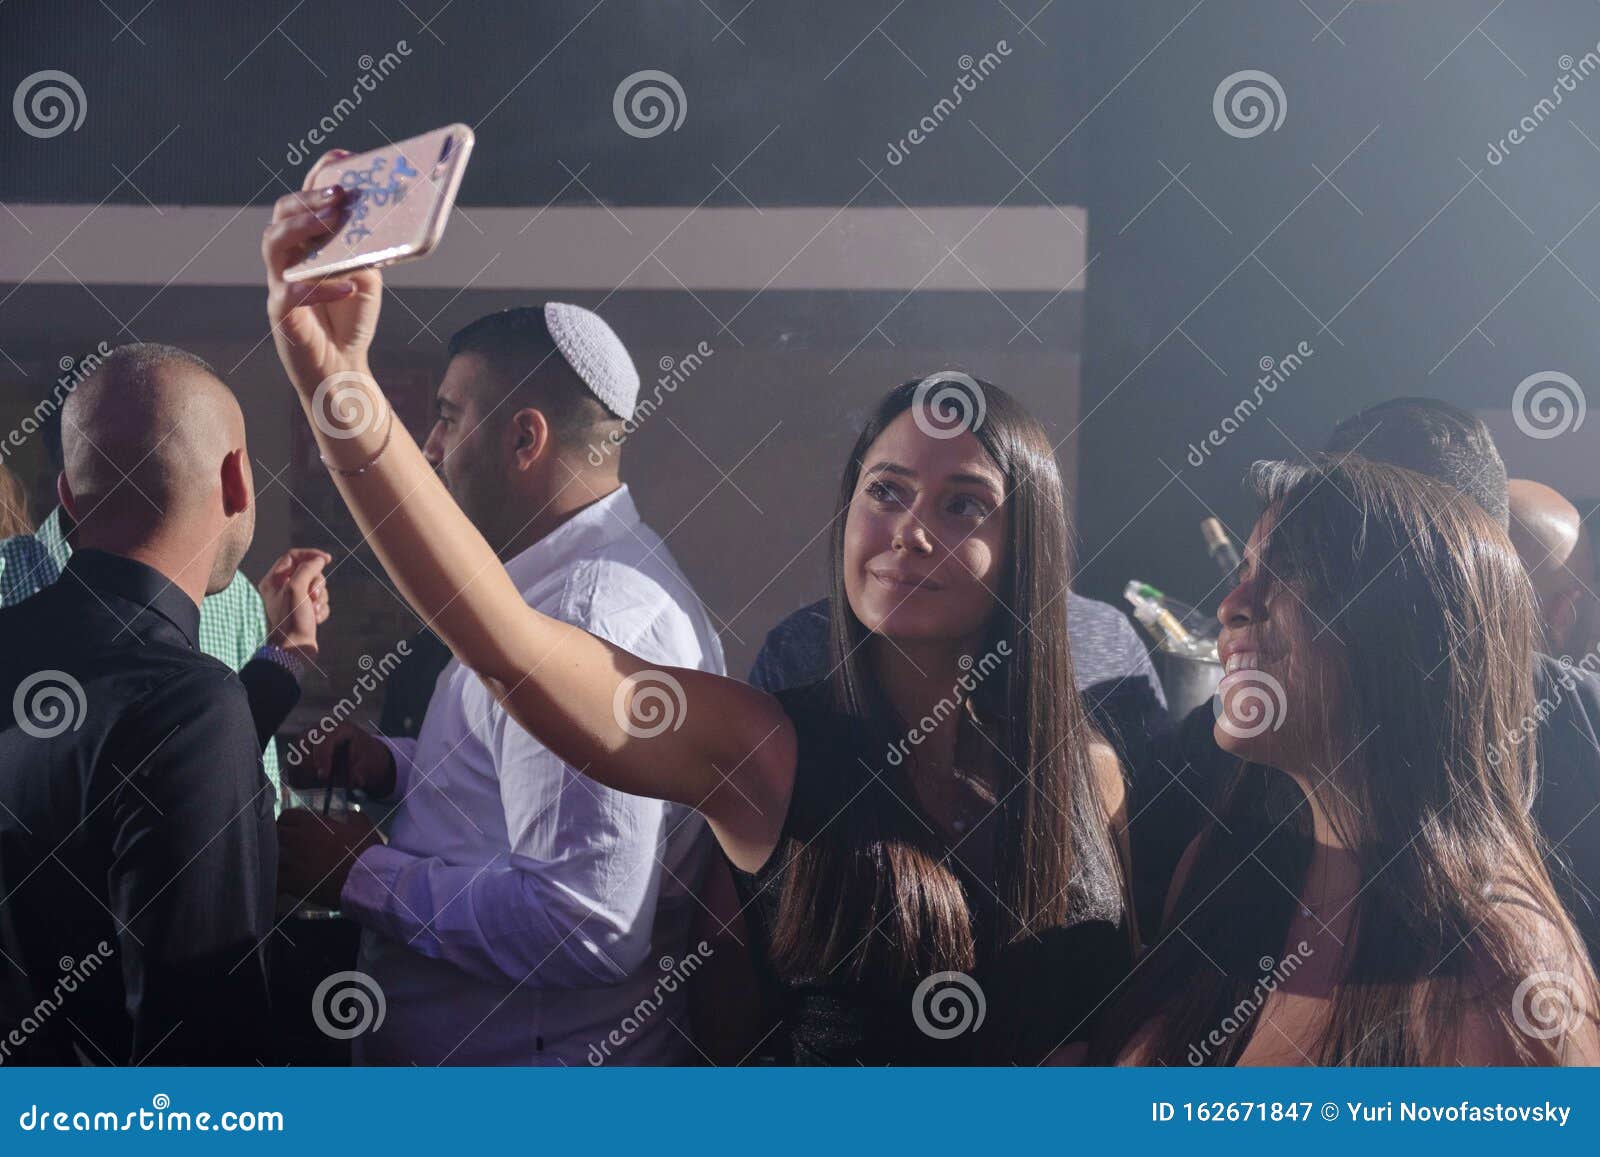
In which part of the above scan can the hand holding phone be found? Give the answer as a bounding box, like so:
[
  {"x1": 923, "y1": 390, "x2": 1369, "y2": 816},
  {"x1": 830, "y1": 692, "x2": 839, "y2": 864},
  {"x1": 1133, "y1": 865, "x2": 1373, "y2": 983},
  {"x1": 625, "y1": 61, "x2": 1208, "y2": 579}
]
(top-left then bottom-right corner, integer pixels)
[
  {"x1": 263, "y1": 124, "x2": 473, "y2": 395},
  {"x1": 283, "y1": 123, "x2": 475, "y2": 283}
]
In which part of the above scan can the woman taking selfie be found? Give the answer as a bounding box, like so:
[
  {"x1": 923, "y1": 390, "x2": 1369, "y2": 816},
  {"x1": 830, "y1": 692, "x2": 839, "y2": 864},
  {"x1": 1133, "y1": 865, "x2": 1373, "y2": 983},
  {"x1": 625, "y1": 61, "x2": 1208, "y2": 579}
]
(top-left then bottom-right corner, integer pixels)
[
  {"x1": 1094, "y1": 457, "x2": 1600, "y2": 1066},
  {"x1": 261, "y1": 181, "x2": 1131, "y2": 1064}
]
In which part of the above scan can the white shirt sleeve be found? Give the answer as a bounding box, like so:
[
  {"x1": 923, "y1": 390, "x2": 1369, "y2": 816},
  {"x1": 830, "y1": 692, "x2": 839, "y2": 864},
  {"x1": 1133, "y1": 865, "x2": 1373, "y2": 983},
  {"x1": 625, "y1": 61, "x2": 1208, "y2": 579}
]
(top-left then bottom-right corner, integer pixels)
[
  {"x1": 341, "y1": 714, "x2": 671, "y2": 989},
  {"x1": 371, "y1": 735, "x2": 419, "y2": 801},
  {"x1": 340, "y1": 603, "x2": 707, "y2": 991}
]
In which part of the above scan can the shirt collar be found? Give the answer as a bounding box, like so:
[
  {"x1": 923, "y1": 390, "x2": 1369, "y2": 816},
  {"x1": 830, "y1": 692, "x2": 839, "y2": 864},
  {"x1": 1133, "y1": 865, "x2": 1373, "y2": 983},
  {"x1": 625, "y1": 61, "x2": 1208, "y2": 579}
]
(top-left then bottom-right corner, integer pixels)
[
  {"x1": 502, "y1": 484, "x2": 640, "y2": 590},
  {"x1": 36, "y1": 506, "x2": 72, "y2": 568},
  {"x1": 63, "y1": 548, "x2": 203, "y2": 650}
]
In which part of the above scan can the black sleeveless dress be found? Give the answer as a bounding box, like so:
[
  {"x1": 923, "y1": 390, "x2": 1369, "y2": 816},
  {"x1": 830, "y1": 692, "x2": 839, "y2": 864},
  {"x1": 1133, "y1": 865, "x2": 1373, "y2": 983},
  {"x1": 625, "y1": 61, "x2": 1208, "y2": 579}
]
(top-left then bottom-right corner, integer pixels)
[{"x1": 730, "y1": 681, "x2": 1132, "y2": 1065}]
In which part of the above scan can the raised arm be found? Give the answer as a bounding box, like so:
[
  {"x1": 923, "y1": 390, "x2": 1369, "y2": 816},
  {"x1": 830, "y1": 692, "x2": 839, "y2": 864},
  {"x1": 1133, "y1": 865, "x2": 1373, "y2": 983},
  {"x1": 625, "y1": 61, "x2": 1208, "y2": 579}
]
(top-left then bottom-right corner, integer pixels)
[{"x1": 261, "y1": 175, "x2": 793, "y2": 869}]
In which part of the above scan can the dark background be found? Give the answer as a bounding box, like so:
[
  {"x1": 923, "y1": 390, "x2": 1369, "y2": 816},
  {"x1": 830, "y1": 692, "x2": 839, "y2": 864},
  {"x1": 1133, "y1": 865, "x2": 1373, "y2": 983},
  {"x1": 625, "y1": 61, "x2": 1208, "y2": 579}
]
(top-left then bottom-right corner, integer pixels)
[{"x1": 3, "y1": 0, "x2": 1596, "y2": 709}]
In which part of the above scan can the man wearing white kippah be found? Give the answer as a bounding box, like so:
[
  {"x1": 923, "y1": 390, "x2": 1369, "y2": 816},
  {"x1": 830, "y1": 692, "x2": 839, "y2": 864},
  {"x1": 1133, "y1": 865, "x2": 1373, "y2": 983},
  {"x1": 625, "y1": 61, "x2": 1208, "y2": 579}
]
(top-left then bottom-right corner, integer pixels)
[{"x1": 276, "y1": 304, "x2": 725, "y2": 1065}]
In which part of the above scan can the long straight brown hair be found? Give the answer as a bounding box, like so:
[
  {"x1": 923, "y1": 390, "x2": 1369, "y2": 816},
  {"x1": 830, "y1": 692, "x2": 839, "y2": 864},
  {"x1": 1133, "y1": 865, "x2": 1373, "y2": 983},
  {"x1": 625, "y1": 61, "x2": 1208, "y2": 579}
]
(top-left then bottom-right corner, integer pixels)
[
  {"x1": 1093, "y1": 456, "x2": 1598, "y2": 1064},
  {"x1": 767, "y1": 377, "x2": 1121, "y2": 986}
]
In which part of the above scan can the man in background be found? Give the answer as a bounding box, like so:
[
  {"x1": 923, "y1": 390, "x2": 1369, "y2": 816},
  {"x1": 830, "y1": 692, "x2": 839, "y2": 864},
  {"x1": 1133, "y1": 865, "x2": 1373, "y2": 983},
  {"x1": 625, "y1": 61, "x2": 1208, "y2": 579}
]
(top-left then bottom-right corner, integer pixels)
[
  {"x1": 277, "y1": 304, "x2": 724, "y2": 1065},
  {"x1": 0, "y1": 393, "x2": 331, "y2": 792},
  {"x1": 1508, "y1": 478, "x2": 1600, "y2": 661},
  {"x1": 0, "y1": 344, "x2": 281, "y2": 1063}
]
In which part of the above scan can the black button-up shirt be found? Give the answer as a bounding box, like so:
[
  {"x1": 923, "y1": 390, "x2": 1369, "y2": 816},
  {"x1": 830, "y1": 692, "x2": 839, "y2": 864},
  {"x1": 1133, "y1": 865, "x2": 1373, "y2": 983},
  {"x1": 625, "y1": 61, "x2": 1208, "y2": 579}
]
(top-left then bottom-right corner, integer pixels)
[{"x1": 0, "y1": 549, "x2": 276, "y2": 1064}]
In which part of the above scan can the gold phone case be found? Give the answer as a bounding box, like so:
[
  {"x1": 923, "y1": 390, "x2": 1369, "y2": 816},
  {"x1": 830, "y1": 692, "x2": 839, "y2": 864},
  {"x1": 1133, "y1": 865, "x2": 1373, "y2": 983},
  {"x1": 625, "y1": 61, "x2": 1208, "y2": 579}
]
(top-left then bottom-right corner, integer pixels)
[{"x1": 284, "y1": 123, "x2": 475, "y2": 283}]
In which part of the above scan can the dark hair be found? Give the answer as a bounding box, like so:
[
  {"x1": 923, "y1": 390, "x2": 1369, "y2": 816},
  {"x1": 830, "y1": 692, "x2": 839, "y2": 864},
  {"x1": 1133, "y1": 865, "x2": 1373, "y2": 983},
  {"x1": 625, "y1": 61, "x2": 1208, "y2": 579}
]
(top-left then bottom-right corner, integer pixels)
[
  {"x1": 1325, "y1": 397, "x2": 1509, "y2": 528},
  {"x1": 767, "y1": 376, "x2": 1123, "y2": 984},
  {"x1": 1093, "y1": 456, "x2": 1595, "y2": 1064},
  {"x1": 91, "y1": 342, "x2": 220, "y2": 392},
  {"x1": 446, "y1": 308, "x2": 621, "y2": 448}
]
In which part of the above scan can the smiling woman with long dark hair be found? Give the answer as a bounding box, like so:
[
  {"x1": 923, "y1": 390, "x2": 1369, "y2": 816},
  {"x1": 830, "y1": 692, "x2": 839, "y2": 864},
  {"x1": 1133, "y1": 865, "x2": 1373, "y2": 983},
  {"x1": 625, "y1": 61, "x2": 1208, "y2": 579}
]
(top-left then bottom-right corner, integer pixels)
[
  {"x1": 740, "y1": 380, "x2": 1131, "y2": 1062},
  {"x1": 1095, "y1": 456, "x2": 1600, "y2": 1066},
  {"x1": 261, "y1": 185, "x2": 1132, "y2": 1064}
]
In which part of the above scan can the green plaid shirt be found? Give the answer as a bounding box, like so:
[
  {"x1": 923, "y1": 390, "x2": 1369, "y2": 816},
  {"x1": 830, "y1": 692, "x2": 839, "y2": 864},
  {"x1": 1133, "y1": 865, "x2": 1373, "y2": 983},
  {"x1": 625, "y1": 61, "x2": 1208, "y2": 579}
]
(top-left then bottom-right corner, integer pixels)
[{"x1": 0, "y1": 507, "x2": 281, "y2": 790}]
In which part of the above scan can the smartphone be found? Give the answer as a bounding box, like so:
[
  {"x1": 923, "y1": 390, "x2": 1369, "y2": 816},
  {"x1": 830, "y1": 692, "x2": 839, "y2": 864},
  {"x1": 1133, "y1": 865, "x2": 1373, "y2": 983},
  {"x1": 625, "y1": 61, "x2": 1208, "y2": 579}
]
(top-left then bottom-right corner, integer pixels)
[{"x1": 284, "y1": 123, "x2": 475, "y2": 283}]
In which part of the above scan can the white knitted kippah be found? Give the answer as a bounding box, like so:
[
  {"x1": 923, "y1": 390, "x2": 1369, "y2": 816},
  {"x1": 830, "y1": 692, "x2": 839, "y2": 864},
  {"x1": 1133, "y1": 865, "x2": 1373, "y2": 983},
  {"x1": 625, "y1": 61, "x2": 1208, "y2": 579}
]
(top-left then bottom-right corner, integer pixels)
[{"x1": 543, "y1": 302, "x2": 640, "y2": 421}]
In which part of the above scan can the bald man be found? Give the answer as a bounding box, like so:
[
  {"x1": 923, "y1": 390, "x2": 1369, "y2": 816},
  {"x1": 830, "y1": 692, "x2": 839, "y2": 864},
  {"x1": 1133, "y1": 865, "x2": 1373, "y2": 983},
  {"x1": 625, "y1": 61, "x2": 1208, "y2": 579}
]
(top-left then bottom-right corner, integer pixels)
[
  {"x1": 0, "y1": 344, "x2": 279, "y2": 1064},
  {"x1": 0, "y1": 371, "x2": 333, "y2": 797},
  {"x1": 1509, "y1": 478, "x2": 1600, "y2": 659}
]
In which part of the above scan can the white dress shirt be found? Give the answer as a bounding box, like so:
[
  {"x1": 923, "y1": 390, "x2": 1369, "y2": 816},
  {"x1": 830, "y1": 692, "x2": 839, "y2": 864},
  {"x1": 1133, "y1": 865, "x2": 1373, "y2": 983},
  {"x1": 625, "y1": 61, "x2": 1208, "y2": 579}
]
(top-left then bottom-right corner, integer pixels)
[{"x1": 341, "y1": 485, "x2": 725, "y2": 1065}]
